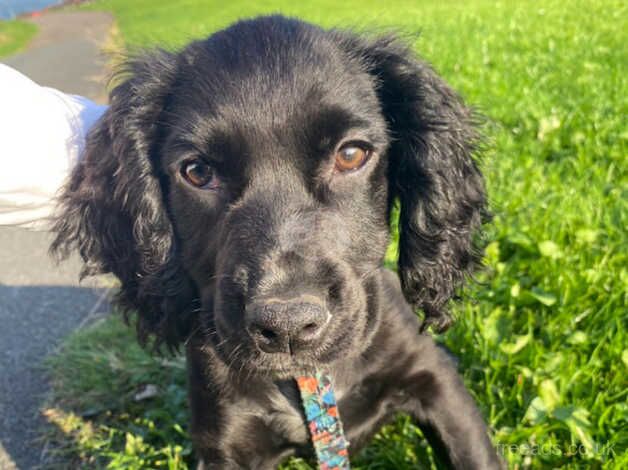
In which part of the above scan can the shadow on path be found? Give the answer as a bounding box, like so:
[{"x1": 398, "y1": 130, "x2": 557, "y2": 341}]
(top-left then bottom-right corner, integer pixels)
[
  {"x1": 0, "y1": 284, "x2": 111, "y2": 469},
  {"x1": 0, "y1": 228, "x2": 112, "y2": 469}
]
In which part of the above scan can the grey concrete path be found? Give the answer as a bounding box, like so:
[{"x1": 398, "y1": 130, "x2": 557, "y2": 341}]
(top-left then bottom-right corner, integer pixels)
[
  {"x1": 4, "y1": 11, "x2": 113, "y2": 102},
  {"x1": 1, "y1": 11, "x2": 114, "y2": 470}
]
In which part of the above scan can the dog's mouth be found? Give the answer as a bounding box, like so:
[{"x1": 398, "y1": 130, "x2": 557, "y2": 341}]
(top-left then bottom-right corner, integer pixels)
[
  {"x1": 236, "y1": 347, "x2": 324, "y2": 379},
  {"x1": 206, "y1": 326, "x2": 329, "y2": 379},
  {"x1": 249, "y1": 357, "x2": 321, "y2": 379}
]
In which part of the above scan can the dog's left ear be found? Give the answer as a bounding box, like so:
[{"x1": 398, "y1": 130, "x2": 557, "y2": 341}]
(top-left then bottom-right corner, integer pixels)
[
  {"x1": 50, "y1": 50, "x2": 197, "y2": 351},
  {"x1": 340, "y1": 35, "x2": 488, "y2": 331}
]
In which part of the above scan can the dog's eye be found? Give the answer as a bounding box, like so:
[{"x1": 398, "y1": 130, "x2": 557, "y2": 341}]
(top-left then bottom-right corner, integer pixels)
[
  {"x1": 180, "y1": 160, "x2": 218, "y2": 189},
  {"x1": 334, "y1": 144, "x2": 370, "y2": 172}
]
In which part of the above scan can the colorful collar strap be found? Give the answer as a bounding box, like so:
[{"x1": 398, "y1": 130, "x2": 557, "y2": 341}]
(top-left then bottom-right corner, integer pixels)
[{"x1": 296, "y1": 372, "x2": 351, "y2": 470}]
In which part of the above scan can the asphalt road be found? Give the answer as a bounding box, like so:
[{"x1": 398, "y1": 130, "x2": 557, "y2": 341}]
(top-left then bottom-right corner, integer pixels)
[{"x1": 1, "y1": 11, "x2": 113, "y2": 469}]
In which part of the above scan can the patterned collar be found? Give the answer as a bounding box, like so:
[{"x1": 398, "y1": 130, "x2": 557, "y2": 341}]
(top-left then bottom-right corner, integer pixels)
[{"x1": 296, "y1": 372, "x2": 351, "y2": 470}]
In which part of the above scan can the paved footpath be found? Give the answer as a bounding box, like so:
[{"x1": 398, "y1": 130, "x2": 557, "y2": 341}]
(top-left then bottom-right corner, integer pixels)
[{"x1": 1, "y1": 11, "x2": 113, "y2": 469}]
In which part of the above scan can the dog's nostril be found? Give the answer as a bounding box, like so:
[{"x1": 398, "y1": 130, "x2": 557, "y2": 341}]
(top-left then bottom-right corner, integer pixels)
[
  {"x1": 260, "y1": 328, "x2": 277, "y2": 341},
  {"x1": 328, "y1": 282, "x2": 342, "y2": 304}
]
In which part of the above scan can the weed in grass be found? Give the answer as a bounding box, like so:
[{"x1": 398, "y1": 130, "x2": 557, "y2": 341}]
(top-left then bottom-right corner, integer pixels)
[
  {"x1": 47, "y1": 0, "x2": 627, "y2": 469},
  {"x1": 0, "y1": 20, "x2": 37, "y2": 57}
]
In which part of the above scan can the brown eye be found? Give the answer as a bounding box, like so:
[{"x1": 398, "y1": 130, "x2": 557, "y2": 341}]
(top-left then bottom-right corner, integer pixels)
[
  {"x1": 181, "y1": 160, "x2": 217, "y2": 189},
  {"x1": 334, "y1": 145, "x2": 370, "y2": 172}
]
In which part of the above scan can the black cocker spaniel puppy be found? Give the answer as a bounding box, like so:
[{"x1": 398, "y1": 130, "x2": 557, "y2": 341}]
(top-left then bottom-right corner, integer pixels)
[{"x1": 51, "y1": 15, "x2": 501, "y2": 469}]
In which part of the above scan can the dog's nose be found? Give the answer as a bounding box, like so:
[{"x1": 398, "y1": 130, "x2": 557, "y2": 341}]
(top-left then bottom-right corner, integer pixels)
[{"x1": 246, "y1": 297, "x2": 329, "y2": 354}]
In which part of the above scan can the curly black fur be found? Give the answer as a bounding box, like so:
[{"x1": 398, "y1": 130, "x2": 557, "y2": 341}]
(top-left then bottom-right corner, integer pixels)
[
  {"x1": 51, "y1": 50, "x2": 198, "y2": 349},
  {"x1": 353, "y1": 36, "x2": 488, "y2": 332},
  {"x1": 51, "y1": 16, "x2": 499, "y2": 469}
]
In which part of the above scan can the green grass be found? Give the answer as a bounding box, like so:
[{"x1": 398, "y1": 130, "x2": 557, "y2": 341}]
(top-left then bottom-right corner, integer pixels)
[
  {"x1": 0, "y1": 19, "x2": 37, "y2": 57},
  {"x1": 47, "y1": 0, "x2": 627, "y2": 468}
]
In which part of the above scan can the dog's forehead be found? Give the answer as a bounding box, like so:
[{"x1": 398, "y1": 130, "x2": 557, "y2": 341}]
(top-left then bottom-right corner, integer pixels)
[{"x1": 172, "y1": 18, "x2": 380, "y2": 128}]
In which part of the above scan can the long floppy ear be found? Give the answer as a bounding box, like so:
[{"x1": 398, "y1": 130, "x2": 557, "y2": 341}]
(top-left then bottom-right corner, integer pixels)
[
  {"x1": 342, "y1": 35, "x2": 488, "y2": 331},
  {"x1": 51, "y1": 50, "x2": 197, "y2": 350}
]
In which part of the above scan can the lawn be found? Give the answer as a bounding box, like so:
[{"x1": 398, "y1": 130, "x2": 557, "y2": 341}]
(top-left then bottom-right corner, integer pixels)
[
  {"x1": 0, "y1": 19, "x2": 36, "y2": 57},
  {"x1": 46, "y1": 0, "x2": 627, "y2": 468}
]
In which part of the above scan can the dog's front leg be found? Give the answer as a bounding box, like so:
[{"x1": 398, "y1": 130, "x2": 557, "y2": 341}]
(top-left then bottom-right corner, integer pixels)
[{"x1": 399, "y1": 335, "x2": 503, "y2": 469}]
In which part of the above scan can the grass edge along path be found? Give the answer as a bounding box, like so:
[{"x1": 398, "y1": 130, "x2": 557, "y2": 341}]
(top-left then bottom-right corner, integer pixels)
[{"x1": 0, "y1": 20, "x2": 37, "y2": 57}]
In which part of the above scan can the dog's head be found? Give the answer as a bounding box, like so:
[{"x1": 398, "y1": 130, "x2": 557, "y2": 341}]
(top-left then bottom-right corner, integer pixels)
[{"x1": 52, "y1": 16, "x2": 486, "y2": 376}]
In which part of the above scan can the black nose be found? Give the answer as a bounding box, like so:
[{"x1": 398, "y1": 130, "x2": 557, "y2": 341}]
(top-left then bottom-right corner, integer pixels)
[{"x1": 246, "y1": 296, "x2": 329, "y2": 354}]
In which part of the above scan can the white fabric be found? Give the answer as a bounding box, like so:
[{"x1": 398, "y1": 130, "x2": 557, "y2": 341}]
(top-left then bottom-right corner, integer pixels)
[{"x1": 0, "y1": 63, "x2": 107, "y2": 228}]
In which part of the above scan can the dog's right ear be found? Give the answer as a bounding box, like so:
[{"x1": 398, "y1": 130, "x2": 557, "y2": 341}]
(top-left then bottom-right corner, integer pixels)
[
  {"x1": 335, "y1": 33, "x2": 488, "y2": 332},
  {"x1": 50, "y1": 50, "x2": 197, "y2": 351}
]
